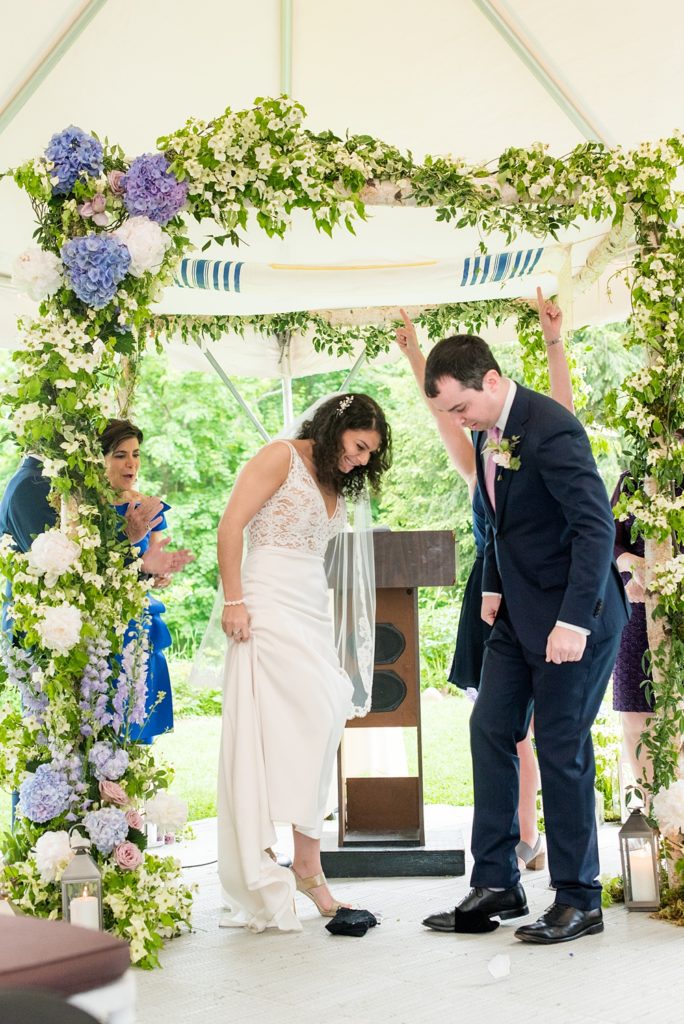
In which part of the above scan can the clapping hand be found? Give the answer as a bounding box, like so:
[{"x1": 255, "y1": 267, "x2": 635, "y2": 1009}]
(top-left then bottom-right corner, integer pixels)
[
  {"x1": 536, "y1": 287, "x2": 562, "y2": 343},
  {"x1": 141, "y1": 537, "x2": 194, "y2": 577},
  {"x1": 124, "y1": 496, "x2": 164, "y2": 544},
  {"x1": 395, "y1": 308, "x2": 420, "y2": 357}
]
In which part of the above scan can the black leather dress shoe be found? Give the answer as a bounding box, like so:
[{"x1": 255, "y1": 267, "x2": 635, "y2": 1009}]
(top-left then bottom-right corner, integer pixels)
[
  {"x1": 422, "y1": 884, "x2": 528, "y2": 931},
  {"x1": 514, "y1": 903, "x2": 603, "y2": 944}
]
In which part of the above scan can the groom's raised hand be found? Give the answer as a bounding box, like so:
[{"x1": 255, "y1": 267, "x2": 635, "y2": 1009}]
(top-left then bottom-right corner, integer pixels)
[{"x1": 545, "y1": 624, "x2": 586, "y2": 664}]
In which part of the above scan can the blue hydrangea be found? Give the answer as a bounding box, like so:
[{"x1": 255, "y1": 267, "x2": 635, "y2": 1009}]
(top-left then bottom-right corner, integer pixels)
[
  {"x1": 61, "y1": 233, "x2": 130, "y2": 309},
  {"x1": 84, "y1": 806, "x2": 129, "y2": 855},
  {"x1": 122, "y1": 153, "x2": 188, "y2": 224},
  {"x1": 88, "y1": 741, "x2": 129, "y2": 781},
  {"x1": 18, "y1": 763, "x2": 71, "y2": 823},
  {"x1": 45, "y1": 125, "x2": 103, "y2": 195}
]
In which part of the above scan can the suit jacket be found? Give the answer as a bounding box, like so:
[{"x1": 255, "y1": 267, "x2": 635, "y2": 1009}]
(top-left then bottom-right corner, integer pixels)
[
  {"x1": 0, "y1": 458, "x2": 56, "y2": 634},
  {"x1": 476, "y1": 385, "x2": 630, "y2": 655}
]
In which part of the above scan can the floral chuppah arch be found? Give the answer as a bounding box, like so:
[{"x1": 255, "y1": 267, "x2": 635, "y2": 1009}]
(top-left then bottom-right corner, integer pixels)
[{"x1": 0, "y1": 97, "x2": 682, "y2": 963}]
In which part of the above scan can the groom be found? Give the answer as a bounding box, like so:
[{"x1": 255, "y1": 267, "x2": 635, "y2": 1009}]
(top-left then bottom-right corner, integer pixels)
[{"x1": 421, "y1": 328, "x2": 629, "y2": 943}]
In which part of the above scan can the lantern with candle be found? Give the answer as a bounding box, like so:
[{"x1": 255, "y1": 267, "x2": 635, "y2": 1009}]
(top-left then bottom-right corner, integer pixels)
[
  {"x1": 618, "y1": 808, "x2": 660, "y2": 911},
  {"x1": 61, "y1": 832, "x2": 103, "y2": 930}
]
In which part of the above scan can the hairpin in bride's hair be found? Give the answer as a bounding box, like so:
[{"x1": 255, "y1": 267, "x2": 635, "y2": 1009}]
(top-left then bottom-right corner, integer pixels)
[{"x1": 336, "y1": 394, "x2": 354, "y2": 416}]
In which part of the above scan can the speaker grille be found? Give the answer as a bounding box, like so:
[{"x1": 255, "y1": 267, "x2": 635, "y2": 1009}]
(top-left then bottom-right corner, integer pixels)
[
  {"x1": 370, "y1": 670, "x2": 407, "y2": 713},
  {"x1": 374, "y1": 622, "x2": 406, "y2": 664}
]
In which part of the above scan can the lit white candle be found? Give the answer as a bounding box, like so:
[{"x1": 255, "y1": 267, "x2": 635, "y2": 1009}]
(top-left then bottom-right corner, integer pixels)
[
  {"x1": 69, "y1": 886, "x2": 100, "y2": 930},
  {"x1": 629, "y1": 847, "x2": 657, "y2": 903}
]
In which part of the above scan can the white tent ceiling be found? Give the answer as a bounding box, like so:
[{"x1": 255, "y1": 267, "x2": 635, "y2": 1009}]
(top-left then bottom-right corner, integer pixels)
[{"x1": 0, "y1": 0, "x2": 681, "y2": 377}]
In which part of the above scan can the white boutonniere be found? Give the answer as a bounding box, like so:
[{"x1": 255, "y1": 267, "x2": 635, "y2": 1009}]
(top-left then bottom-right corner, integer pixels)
[{"x1": 483, "y1": 434, "x2": 521, "y2": 471}]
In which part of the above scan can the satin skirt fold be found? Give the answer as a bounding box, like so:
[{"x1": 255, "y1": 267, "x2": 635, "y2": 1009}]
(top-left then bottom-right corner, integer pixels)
[{"x1": 217, "y1": 546, "x2": 353, "y2": 932}]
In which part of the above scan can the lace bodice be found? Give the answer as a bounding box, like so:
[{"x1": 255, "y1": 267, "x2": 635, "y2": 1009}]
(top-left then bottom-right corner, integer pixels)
[{"x1": 247, "y1": 441, "x2": 347, "y2": 557}]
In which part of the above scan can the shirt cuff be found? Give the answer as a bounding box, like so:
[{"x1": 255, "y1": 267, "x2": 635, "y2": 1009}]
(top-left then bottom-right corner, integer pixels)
[
  {"x1": 482, "y1": 592, "x2": 502, "y2": 598},
  {"x1": 556, "y1": 620, "x2": 591, "y2": 636}
]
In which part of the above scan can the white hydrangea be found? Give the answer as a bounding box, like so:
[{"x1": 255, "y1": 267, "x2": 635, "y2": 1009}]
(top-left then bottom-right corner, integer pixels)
[
  {"x1": 12, "y1": 246, "x2": 64, "y2": 301},
  {"x1": 114, "y1": 216, "x2": 169, "y2": 278},
  {"x1": 27, "y1": 531, "x2": 81, "y2": 587},
  {"x1": 652, "y1": 780, "x2": 684, "y2": 837},
  {"x1": 35, "y1": 830, "x2": 74, "y2": 882},
  {"x1": 36, "y1": 602, "x2": 83, "y2": 655},
  {"x1": 145, "y1": 792, "x2": 188, "y2": 833}
]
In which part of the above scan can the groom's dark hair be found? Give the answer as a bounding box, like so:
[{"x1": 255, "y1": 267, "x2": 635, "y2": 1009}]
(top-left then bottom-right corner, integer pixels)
[{"x1": 424, "y1": 335, "x2": 501, "y2": 397}]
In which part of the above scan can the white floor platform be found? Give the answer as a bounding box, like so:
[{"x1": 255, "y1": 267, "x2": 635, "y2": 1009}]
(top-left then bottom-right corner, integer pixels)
[{"x1": 137, "y1": 809, "x2": 683, "y2": 1024}]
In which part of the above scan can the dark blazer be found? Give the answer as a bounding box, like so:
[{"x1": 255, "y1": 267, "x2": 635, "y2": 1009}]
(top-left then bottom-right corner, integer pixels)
[
  {"x1": 0, "y1": 458, "x2": 56, "y2": 634},
  {"x1": 0, "y1": 458, "x2": 56, "y2": 553},
  {"x1": 476, "y1": 384, "x2": 630, "y2": 655}
]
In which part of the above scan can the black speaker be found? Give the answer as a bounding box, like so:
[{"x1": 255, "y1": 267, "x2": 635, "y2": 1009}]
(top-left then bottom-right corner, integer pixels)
[
  {"x1": 370, "y1": 669, "x2": 407, "y2": 713},
  {"x1": 374, "y1": 621, "x2": 406, "y2": 664}
]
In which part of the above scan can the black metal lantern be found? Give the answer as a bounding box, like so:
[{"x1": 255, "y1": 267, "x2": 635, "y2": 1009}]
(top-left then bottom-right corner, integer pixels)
[
  {"x1": 61, "y1": 832, "x2": 103, "y2": 930},
  {"x1": 618, "y1": 809, "x2": 660, "y2": 911}
]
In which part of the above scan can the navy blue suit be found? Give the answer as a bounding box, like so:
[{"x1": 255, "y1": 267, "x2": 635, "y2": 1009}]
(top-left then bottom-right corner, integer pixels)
[
  {"x1": 470, "y1": 385, "x2": 630, "y2": 910},
  {"x1": 0, "y1": 458, "x2": 57, "y2": 633}
]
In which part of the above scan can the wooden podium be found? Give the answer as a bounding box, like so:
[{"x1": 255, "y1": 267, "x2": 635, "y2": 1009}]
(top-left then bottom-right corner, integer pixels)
[{"x1": 323, "y1": 530, "x2": 463, "y2": 875}]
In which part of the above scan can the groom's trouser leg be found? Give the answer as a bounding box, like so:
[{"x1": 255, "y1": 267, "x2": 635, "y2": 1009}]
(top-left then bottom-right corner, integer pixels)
[
  {"x1": 532, "y1": 632, "x2": 621, "y2": 911},
  {"x1": 469, "y1": 615, "x2": 533, "y2": 889}
]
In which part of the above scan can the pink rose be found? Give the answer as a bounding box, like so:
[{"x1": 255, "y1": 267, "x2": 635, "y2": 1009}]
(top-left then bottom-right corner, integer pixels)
[
  {"x1": 114, "y1": 841, "x2": 143, "y2": 871},
  {"x1": 99, "y1": 780, "x2": 129, "y2": 806},
  {"x1": 78, "y1": 192, "x2": 109, "y2": 226},
  {"x1": 125, "y1": 808, "x2": 144, "y2": 831},
  {"x1": 108, "y1": 170, "x2": 125, "y2": 195}
]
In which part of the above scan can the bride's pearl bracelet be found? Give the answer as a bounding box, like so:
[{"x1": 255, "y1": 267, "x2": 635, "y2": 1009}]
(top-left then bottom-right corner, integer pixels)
[{"x1": 224, "y1": 598, "x2": 245, "y2": 606}]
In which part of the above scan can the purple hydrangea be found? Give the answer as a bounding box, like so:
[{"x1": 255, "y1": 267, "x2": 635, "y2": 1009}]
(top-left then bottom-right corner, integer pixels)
[
  {"x1": 122, "y1": 153, "x2": 188, "y2": 224},
  {"x1": 83, "y1": 806, "x2": 129, "y2": 855},
  {"x1": 88, "y1": 741, "x2": 129, "y2": 781},
  {"x1": 61, "y1": 233, "x2": 130, "y2": 309},
  {"x1": 18, "y1": 763, "x2": 71, "y2": 823},
  {"x1": 45, "y1": 125, "x2": 104, "y2": 195}
]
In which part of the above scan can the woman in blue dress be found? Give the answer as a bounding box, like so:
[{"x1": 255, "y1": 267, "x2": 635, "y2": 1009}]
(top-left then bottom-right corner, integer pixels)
[
  {"x1": 396, "y1": 291, "x2": 574, "y2": 872},
  {"x1": 101, "y1": 418, "x2": 175, "y2": 743}
]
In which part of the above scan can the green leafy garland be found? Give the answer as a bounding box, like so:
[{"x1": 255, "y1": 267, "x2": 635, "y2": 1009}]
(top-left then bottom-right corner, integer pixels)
[{"x1": 2, "y1": 98, "x2": 683, "y2": 934}]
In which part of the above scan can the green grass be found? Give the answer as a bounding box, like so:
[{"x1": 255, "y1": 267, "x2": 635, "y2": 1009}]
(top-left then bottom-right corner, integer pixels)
[{"x1": 0, "y1": 696, "x2": 473, "y2": 830}]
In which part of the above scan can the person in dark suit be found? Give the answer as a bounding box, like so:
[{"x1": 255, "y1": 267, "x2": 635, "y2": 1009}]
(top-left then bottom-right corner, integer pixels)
[{"x1": 421, "y1": 330, "x2": 630, "y2": 944}]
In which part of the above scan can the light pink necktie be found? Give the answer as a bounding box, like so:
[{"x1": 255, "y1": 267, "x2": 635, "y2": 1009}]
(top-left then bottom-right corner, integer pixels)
[{"x1": 484, "y1": 427, "x2": 501, "y2": 509}]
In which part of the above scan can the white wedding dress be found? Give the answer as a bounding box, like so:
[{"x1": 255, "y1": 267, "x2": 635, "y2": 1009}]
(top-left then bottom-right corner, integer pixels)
[{"x1": 217, "y1": 440, "x2": 354, "y2": 932}]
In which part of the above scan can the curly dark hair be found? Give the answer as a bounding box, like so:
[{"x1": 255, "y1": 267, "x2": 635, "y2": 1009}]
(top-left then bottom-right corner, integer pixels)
[
  {"x1": 297, "y1": 394, "x2": 392, "y2": 498},
  {"x1": 99, "y1": 418, "x2": 143, "y2": 455}
]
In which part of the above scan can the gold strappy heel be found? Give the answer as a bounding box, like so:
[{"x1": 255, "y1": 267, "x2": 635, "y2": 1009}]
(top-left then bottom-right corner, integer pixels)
[{"x1": 292, "y1": 870, "x2": 347, "y2": 918}]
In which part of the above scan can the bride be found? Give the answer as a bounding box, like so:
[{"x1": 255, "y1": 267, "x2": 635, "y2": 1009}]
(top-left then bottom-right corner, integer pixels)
[{"x1": 216, "y1": 393, "x2": 391, "y2": 932}]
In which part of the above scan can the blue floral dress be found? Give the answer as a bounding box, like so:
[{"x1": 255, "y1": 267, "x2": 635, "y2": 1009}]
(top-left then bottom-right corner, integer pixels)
[{"x1": 115, "y1": 500, "x2": 174, "y2": 743}]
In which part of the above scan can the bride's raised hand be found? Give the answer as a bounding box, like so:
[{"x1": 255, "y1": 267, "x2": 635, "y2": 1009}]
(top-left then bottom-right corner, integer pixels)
[
  {"x1": 222, "y1": 603, "x2": 251, "y2": 643},
  {"x1": 395, "y1": 308, "x2": 420, "y2": 357}
]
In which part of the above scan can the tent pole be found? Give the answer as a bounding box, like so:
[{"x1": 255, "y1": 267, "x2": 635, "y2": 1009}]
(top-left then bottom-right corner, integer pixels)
[
  {"x1": 0, "y1": 0, "x2": 109, "y2": 136},
  {"x1": 281, "y1": 376, "x2": 294, "y2": 430},
  {"x1": 280, "y1": 0, "x2": 293, "y2": 96},
  {"x1": 471, "y1": 0, "x2": 612, "y2": 145},
  {"x1": 201, "y1": 347, "x2": 271, "y2": 442},
  {"x1": 338, "y1": 352, "x2": 366, "y2": 392}
]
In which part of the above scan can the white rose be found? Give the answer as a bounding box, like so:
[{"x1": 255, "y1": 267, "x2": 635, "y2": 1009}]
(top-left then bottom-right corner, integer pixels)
[
  {"x1": 35, "y1": 830, "x2": 74, "y2": 882},
  {"x1": 492, "y1": 452, "x2": 511, "y2": 468},
  {"x1": 145, "y1": 792, "x2": 188, "y2": 833},
  {"x1": 652, "y1": 780, "x2": 684, "y2": 837},
  {"x1": 12, "y1": 246, "x2": 64, "y2": 301},
  {"x1": 27, "y1": 531, "x2": 81, "y2": 587},
  {"x1": 114, "y1": 217, "x2": 169, "y2": 278},
  {"x1": 36, "y1": 602, "x2": 83, "y2": 655}
]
